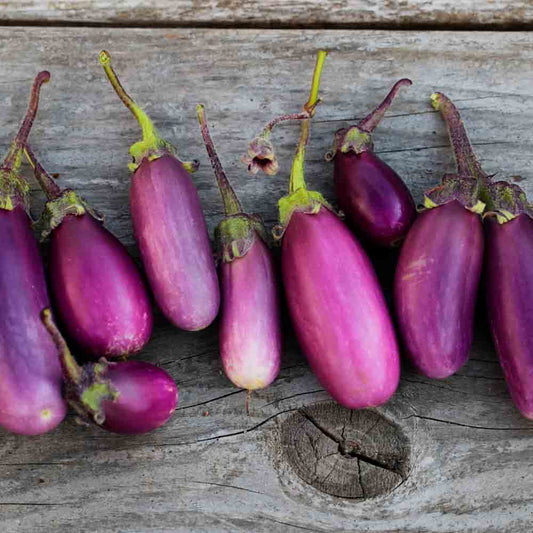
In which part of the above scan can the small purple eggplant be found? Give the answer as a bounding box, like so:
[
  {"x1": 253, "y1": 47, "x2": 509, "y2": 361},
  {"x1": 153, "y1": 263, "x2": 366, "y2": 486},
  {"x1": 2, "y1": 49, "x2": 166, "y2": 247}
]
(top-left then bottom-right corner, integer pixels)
[
  {"x1": 0, "y1": 72, "x2": 67, "y2": 435},
  {"x1": 484, "y1": 206, "x2": 533, "y2": 418},
  {"x1": 99, "y1": 51, "x2": 220, "y2": 331},
  {"x1": 196, "y1": 104, "x2": 281, "y2": 391},
  {"x1": 25, "y1": 147, "x2": 153, "y2": 358},
  {"x1": 394, "y1": 92, "x2": 487, "y2": 379},
  {"x1": 325, "y1": 80, "x2": 416, "y2": 247},
  {"x1": 265, "y1": 51, "x2": 400, "y2": 408},
  {"x1": 42, "y1": 309, "x2": 178, "y2": 434}
]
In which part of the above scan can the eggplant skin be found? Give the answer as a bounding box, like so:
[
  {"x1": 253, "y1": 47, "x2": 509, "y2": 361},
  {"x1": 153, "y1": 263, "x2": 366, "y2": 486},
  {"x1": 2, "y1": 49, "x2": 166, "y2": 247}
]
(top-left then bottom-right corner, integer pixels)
[
  {"x1": 394, "y1": 201, "x2": 484, "y2": 379},
  {"x1": 485, "y1": 214, "x2": 533, "y2": 418},
  {"x1": 0, "y1": 207, "x2": 66, "y2": 435},
  {"x1": 282, "y1": 208, "x2": 400, "y2": 409},
  {"x1": 334, "y1": 151, "x2": 416, "y2": 247},
  {"x1": 219, "y1": 237, "x2": 281, "y2": 390},
  {"x1": 100, "y1": 360, "x2": 178, "y2": 434},
  {"x1": 50, "y1": 213, "x2": 153, "y2": 358},
  {"x1": 130, "y1": 155, "x2": 220, "y2": 331}
]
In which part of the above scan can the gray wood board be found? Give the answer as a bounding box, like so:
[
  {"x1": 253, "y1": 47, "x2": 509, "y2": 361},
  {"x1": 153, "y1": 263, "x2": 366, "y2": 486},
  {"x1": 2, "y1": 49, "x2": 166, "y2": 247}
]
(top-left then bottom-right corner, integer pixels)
[
  {"x1": 1, "y1": 28, "x2": 533, "y2": 533},
  {"x1": 0, "y1": 0, "x2": 531, "y2": 28}
]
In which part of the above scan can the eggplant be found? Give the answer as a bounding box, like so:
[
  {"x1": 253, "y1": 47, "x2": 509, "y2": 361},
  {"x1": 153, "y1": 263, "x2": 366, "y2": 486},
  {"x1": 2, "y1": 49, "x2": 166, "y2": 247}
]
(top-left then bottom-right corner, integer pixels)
[
  {"x1": 0, "y1": 72, "x2": 67, "y2": 435},
  {"x1": 42, "y1": 309, "x2": 178, "y2": 434},
  {"x1": 325, "y1": 80, "x2": 416, "y2": 247},
  {"x1": 394, "y1": 92, "x2": 486, "y2": 379},
  {"x1": 99, "y1": 51, "x2": 220, "y2": 331},
  {"x1": 25, "y1": 147, "x2": 153, "y2": 358},
  {"x1": 265, "y1": 51, "x2": 400, "y2": 408},
  {"x1": 196, "y1": 104, "x2": 281, "y2": 391},
  {"x1": 485, "y1": 211, "x2": 533, "y2": 418}
]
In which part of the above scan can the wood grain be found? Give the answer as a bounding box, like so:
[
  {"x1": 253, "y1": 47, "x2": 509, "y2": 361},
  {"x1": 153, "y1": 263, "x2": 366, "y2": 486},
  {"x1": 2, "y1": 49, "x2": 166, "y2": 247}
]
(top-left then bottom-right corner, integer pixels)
[
  {"x1": 0, "y1": 0, "x2": 531, "y2": 28},
  {"x1": 1, "y1": 27, "x2": 533, "y2": 532}
]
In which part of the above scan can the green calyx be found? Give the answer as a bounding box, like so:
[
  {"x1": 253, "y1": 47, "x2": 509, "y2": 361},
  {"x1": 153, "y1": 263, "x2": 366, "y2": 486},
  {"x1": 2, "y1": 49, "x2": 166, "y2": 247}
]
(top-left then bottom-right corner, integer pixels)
[
  {"x1": 35, "y1": 189, "x2": 103, "y2": 240},
  {"x1": 422, "y1": 175, "x2": 486, "y2": 214},
  {"x1": 0, "y1": 170, "x2": 30, "y2": 211},
  {"x1": 325, "y1": 126, "x2": 373, "y2": 161},
  {"x1": 215, "y1": 213, "x2": 268, "y2": 262},
  {"x1": 483, "y1": 180, "x2": 533, "y2": 224},
  {"x1": 80, "y1": 376, "x2": 119, "y2": 425},
  {"x1": 275, "y1": 188, "x2": 333, "y2": 239}
]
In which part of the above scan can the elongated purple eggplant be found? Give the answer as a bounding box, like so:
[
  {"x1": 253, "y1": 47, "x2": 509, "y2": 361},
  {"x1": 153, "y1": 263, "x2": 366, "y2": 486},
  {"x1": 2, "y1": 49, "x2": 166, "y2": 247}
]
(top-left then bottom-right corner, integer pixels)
[
  {"x1": 265, "y1": 51, "x2": 400, "y2": 408},
  {"x1": 25, "y1": 147, "x2": 153, "y2": 358},
  {"x1": 0, "y1": 72, "x2": 67, "y2": 435},
  {"x1": 196, "y1": 105, "x2": 281, "y2": 391},
  {"x1": 485, "y1": 208, "x2": 533, "y2": 418},
  {"x1": 42, "y1": 309, "x2": 178, "y2": 434},
  {"x1": 394, "y1": 92, "x2": 486, "y2": 379},
  {"x1": 99, "y1": 51, "x2": 219, "y2": 331},
  {"x1": 325, "y1": 80, "x2": 415, "y2": 247}
]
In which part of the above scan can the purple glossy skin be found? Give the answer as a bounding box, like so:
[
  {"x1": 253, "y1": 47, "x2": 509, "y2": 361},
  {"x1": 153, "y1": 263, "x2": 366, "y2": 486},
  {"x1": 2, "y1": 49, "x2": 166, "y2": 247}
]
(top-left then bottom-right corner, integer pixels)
[
  {"x1": 394, "y1": 200, "x2": 484, "y2": 379},
  {"x1": 334, "y1": 150, "x2": 416, "y2": 246},
  {"x1": 131, "y1": 155, "x2": 220, "y2": 330},
  {"x1": 485, "y1": 214, "x2": 533, "y2": 418},
  {"x1": 100, "y1": 360, "x2": 178, "y2": 434},
  {"x1": 0, "y1": 207, "x2": 66, "y2": 434},
  {"x1": 220, "y1": 237, "x2": 281, "y2": 389},
  {"x1": 282, "y1": 208, "x2": 400, "y2": 408},
  {"x1": 49, "y1": 213, "x2": 153, "y2": 358}
]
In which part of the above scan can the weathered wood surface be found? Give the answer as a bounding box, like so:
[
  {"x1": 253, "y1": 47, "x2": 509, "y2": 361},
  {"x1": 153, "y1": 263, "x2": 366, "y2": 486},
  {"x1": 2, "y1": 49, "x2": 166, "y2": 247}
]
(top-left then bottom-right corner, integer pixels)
[
  {"x1": 0, "y1": 0, "x2": 532, "y2": 28},
  {"x1": 1, "y1": 28, "x2": 533, "y2": 532}
]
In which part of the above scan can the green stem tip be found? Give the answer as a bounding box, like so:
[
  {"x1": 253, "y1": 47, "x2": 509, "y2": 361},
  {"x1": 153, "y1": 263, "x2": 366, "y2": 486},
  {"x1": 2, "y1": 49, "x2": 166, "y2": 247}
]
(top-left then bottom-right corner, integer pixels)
[
  {"x1": 99, "y1": 50, "x2": 167, "y2": 166},
  {"x1": 196, "y1": 104, "x2": 242, "y2": 217},
  {"x1": 289, "y1": 50, "x2": 328, "y2": 194}
]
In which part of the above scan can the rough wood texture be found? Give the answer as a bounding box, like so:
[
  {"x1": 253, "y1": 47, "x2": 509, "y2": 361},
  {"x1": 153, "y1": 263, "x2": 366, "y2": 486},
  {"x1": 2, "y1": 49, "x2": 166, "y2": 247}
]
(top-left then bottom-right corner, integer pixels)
[
  {"x1": 1, "y1": 28, "x2": 533, "y2": 533},
  {"x1": 0, "y1": 0, "x2": 531, "y2": 28}
]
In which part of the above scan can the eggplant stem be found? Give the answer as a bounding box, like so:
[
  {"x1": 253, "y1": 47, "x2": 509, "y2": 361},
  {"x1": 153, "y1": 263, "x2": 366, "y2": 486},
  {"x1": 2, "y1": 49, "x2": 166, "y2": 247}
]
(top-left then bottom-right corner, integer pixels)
[
  {"x1": 357, "y1": 78, "x2": 412, "y2": 133},
  {"x1": 99, "y1": 50, "x2": 162, "y2": 157},
  {"x1": 1, "y1": 71, "x2": 50, "y2": 174},
  {"x1": 24, "y1": 145, "x2": 62, "y2": 200},
  {"x1": 289, "y1": 51, "x2": 328, "y2": 194},
  {"x1": 196, "y1": 104, "x2": 243, "y2": 217},
  {"x1": 431, "y1": 92, "x2": 489, "y2": 183},
  {"x1": 41, "y1": 308, "x2": 83, "y2": 385},
  {"x1": 261, "y1": 111, "x2": 313, "y2": 135}
]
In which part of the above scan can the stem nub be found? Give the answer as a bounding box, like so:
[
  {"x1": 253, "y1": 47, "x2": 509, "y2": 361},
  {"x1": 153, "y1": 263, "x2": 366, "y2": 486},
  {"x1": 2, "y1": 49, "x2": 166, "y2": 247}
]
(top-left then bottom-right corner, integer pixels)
[
  {"x1": 357, "y1": 78, "x2": 412, "y2": 133},
  {"x1": 2, "y1": 71, "x2": 50, "y2": 173},
  {"x1": 431, "y1": 92, "x2": 489, "y2": 183},
  {"x1": 289, "y1": 50, "x2": 328, "y2": 194},
  {"x1": 41, "y1": 308, "x2": 83, "y2": 385},
  {"x1": 24, "y1": 145, "x2": 62, "y2": 200},
  {"x1": 196, "y1": 104, "x2": 242, "y2": 217}
]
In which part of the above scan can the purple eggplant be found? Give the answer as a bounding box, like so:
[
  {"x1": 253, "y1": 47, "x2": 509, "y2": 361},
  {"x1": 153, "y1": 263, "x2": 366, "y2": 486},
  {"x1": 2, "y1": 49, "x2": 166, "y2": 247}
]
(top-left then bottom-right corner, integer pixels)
[
  {"x1": 0, "y1": 72, "x2": 67, "y2": 435},
  {"x1": 485, "y1": 210, "x2": 533, "y2": 418},
  {"x1": 394, "y1": 92, "x2": 487, "y2": 379},
  {"x1": 325, "y1": 80, "x2": 416, "y2": 247},
  {"x1": 99, "y1": 51, "x2": 220, "y2": 331},
  {"x1": 264, "y1": 51, "x2": 400, "y2": 408},
  {"x1": 25, "y1": 147, "x2": 153, "y2": 358},
  {"x1": 42, "y1": 309, "x2": 178, "y2": 434},
  {"x1": 196, "y1": 104, "x2": 281, "y2": 391}
]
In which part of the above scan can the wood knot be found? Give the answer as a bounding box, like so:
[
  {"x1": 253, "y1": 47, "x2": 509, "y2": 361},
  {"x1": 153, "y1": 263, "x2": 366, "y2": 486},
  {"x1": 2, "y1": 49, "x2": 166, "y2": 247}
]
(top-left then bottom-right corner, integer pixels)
[{"x1": 280, "y1": 402, "x2": 410, "y2": 499}]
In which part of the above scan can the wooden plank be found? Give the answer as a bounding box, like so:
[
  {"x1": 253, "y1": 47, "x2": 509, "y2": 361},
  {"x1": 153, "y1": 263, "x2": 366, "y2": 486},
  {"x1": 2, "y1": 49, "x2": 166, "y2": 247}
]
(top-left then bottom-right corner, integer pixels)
[
  {"x1": 0, "y1": 0, "x2": 531, "y2": 28},
  {"x1": 1, "y1": 27, "x2": 533, "y2": 532}
]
